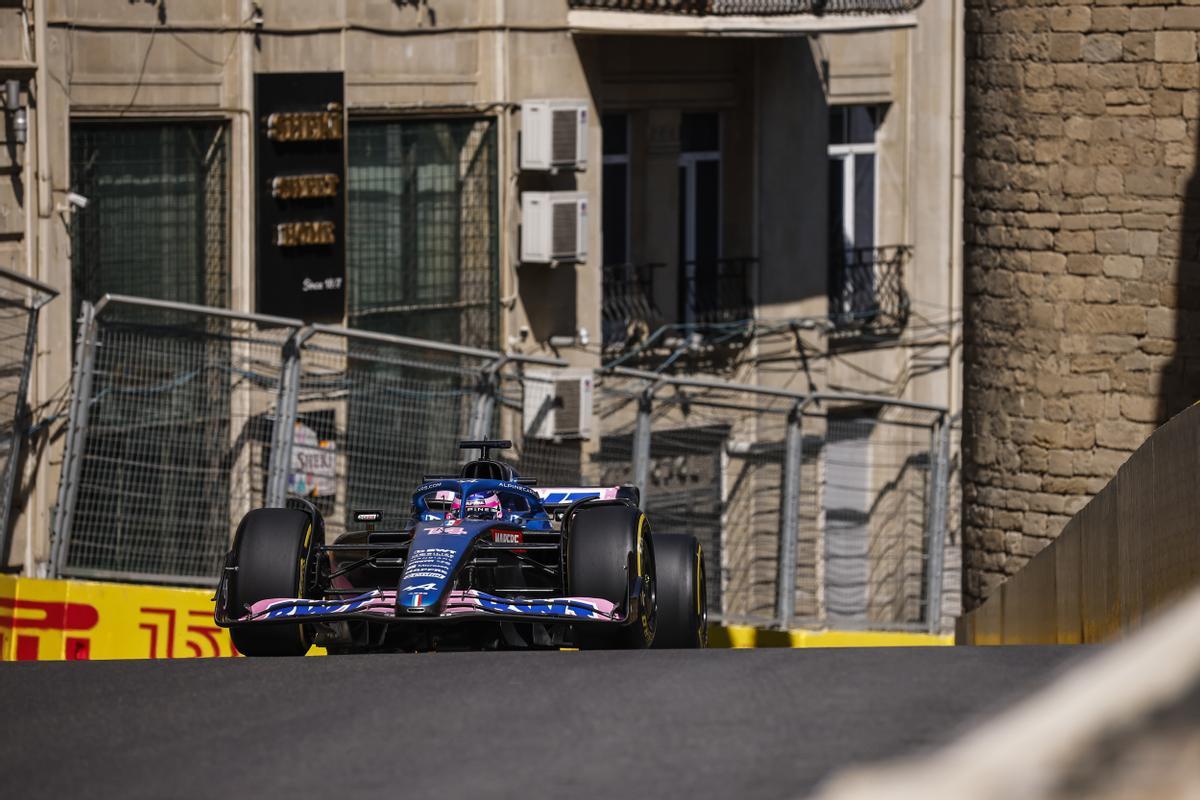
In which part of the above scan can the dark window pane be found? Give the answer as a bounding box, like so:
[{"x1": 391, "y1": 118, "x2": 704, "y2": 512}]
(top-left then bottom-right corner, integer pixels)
[
  {"x1": 829, "y1": 105, "x2": 846, "y2": 146},
  {"x1": 828, "y1": 156, "x2": 846, "y2": 251},
  {"x1": 854, "y1": 153, "x2": 875, "y2": 250},
  {"x1": 602, "y1": 161, "x2": 628, "y2": 265},
  {"x1": 695, "y1": 159, "x2": 720, "y2": 265},
  {"x1": 848, "y1": 105, "x2": 878, "y2": 145},
  {"x1": 681, "y1": 112, "x2": 720, "y2": 153},
  {"x1": 602, "y1": 113, "x2": 628, "y2": 156},
  {"x1": 70, "y1": 122, "x2": 230, "y2": 319},
  {"x1": 347, "y1": 118, "x2": 498, "y2": 348}
]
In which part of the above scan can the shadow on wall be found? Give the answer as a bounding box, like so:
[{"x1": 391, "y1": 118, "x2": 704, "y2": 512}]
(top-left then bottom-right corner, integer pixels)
[
  {"x1": 578, "y1": 34, "x2": 829, "y2": 311},
  {"x1": 1160, "y1": 115, "x2": 1200, "y2": 421}
]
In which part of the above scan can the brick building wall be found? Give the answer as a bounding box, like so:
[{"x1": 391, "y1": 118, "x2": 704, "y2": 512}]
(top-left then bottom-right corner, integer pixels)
[{"x1": 963, "y1": 0, "x2": 1200, "y2": 605}]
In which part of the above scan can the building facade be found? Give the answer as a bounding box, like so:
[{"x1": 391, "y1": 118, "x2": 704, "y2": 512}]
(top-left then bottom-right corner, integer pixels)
[{"x1": 1, "y1": 0, "x2": 961, "y2": 626}]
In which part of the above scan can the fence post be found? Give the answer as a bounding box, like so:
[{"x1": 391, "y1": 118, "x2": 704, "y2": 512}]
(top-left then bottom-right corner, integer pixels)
[
  {"x1": 926, "y1": 413, "x2": 952, "y2": 634},
  {"x1": 469, "y1": 361, "x2": 502, "y2": 442},
  {"x1": 50, "y1": 302, "x2": 101, "y2": 576},
  {"x1": 0, "y1": 304, "x2": 44, "y2": 565},
  {"x1": 264, "y1": 329, "x2": 305, "y2": 508},
  {"x1": 632, "y1": 389, "x2": 653, "y2": 502},
  {"x1": 776, "y1": 400, "x2": 804, "y2": 629}
]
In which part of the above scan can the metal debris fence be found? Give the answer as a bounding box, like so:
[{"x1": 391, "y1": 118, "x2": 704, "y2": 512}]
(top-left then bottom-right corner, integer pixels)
[
  {"x1": 50, "y1": 296, "x2": 953, "y2": 632},
  {"x1": 0, "y1": 269, "x2": 59, "y2": 566}
]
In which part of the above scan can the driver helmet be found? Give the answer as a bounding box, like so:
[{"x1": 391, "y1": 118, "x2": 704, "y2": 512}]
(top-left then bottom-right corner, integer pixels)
[{"x1": 451, "y1": 491, "x2": 503, "y2": 520}]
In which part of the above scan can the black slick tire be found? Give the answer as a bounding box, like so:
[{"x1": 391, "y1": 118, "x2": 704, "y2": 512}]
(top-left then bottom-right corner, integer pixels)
[
  {"x1": 567, "y1": 504, "x2": 656, "y2": 650},
  {"x1": 650, "y1": 534, "x2": 707, "y2": 648},
  {"x1": 229, "y1": 508, "x2": 315, "y2": 657}
]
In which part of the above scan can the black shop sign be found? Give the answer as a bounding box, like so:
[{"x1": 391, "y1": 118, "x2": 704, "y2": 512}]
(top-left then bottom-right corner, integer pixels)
[{"x1": 255, "y1": 72, "x2": 346, "y2": 322}]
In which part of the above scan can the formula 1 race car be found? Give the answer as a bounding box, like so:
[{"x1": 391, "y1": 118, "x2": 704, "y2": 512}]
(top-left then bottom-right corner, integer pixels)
[{"x1": 214, "y1": 440, "x2": 707, "y2": 655}]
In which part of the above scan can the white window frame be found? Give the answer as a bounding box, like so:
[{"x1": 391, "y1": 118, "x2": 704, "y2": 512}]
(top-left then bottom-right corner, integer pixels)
[
  {"x1": 827, "y1": 114, "x2": 880, "y2": 253},
  {"x1": 678, "y1": 149, "x2": 722, "y2": 326}
]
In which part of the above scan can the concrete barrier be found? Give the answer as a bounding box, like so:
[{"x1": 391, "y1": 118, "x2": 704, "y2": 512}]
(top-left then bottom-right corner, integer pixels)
[{"x1": 958, "y1": 403, "x2": 1200, "y2": 644}]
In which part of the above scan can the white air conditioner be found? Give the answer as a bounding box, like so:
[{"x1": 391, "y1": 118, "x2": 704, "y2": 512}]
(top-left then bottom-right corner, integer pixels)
[
  {"x1": 521, "y1": 99, "x2": 589, "y2": 171},
  {"x1": 524, "y1": 369, "x2": 595, "y2": 441},
  {"x1": 521, "y1": 192, "x2": 588, "y2": 264}
]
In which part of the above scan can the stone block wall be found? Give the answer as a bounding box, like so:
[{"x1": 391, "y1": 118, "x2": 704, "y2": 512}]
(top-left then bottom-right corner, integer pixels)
[{"x1": 963, "y1": 0, "x2": 1200, "y2": 606}]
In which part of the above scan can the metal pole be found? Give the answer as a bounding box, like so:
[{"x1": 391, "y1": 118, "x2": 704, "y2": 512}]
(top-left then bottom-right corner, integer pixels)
[
  {"x1": 776, "y1": 400, "x2": 803, "y2": 629},
  {"x1": 632, "y1": 390, "x2": 653, "y2": 502},
  {"x1": 264, "y1": 328, "x2": 305, "y2": 508},
  {"x1": 926, "y1": 414, "x2": 951, "y2": 634},
  {"x1": 50, "y1": 302, "x2": 100, "y2": 576},
  {"x1": 468, "y1": 363, "x2": 501, "y2": 442},
  {"x1": 0, "y1": 305, "x2": 43, "y2": 565}
]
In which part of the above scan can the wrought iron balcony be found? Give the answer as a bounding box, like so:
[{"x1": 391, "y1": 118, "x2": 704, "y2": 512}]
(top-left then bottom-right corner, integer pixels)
[
  {"x1": 568, "y1": 0, "x2": 924, "y2": 14},
  {"x1": 603, "y1": 263, "x2": 664, "y2": 348},
  {"x1": 682, "y1": 257, "x2": 756, "y2": 328},
  {"x1": 602, "y1": 258, "x2": 756, "y2": 351},
  {"x1": 828, "y1": 245, "x2": 910, "y2": 337}
]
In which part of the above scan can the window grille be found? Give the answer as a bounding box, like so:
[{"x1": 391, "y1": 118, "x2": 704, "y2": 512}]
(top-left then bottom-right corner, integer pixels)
[
  {"x1": 347, "y1": 118, "x2": 499, "y2": 348},
  {"x1": 70, "y1": 122, "x2": 230, "y2": 320}
]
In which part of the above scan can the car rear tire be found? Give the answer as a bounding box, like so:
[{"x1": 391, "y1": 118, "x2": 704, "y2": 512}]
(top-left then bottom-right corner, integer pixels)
[
  {"x1": 229, "y1": 508, "x2": 315, "y2": 657},
  {"x1": 651, "y1": 534, "x2": 707, "y2": 648},
  {"x1": 567, "y1": 504, "x2": 656, "y2": 650}
]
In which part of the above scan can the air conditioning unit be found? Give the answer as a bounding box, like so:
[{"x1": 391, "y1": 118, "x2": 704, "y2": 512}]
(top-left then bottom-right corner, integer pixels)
[
  {"x1": 524, "y1": 369, "x2": 594, "y2": 441},
  {"x1": 521, "y1": 192, "x2": 588, "y2": 264},
  {"x1": 521, "y1": 100, "x2": 589, "y2": 171}
]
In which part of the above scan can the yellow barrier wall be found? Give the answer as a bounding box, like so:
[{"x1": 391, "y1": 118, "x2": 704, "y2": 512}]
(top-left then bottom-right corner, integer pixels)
[
  {"x1": 958, "y1": 403, "x2": 1200, "y2": 645},
  {"x1": 0, "y1": 576, "x2": 237, "y2": 660},
  {"x1": 708, "y1": 624, "x2": 952, "y2": 649},
  {"x1": 0, "y1": 576, "x2": 951, "y2": 660}
]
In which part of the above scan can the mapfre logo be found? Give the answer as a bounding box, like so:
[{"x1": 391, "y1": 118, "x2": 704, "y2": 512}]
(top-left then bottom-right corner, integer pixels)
[{"x1": 492, "y1": 531, "x2": 523, "y2": 545}]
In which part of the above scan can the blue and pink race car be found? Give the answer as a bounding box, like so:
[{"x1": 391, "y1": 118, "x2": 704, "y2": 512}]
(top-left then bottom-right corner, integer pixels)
[{"x1": 214, "y1": 440, "x2": 707, "y2": 654}]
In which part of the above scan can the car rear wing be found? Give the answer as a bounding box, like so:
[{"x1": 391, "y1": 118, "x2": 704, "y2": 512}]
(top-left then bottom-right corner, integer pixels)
[{"x1": 535, "y1": 485, "x2": 640, "y2": 517}]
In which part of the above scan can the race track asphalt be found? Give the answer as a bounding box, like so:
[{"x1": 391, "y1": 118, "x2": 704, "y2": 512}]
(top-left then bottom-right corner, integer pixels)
[{"x1": 0, "y1": 646, "x2": 1086, "y2": 799}]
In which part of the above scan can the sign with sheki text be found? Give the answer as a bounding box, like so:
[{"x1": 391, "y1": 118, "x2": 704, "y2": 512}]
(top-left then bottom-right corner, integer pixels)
[{"x1": 255, "y1": 72, "x2": 346, "y2": 322}]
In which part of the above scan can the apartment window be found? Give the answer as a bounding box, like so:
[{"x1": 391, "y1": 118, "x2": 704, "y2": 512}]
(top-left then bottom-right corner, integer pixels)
[
  {"x1": 827, "y1": 105, "x2": 880, "y2": 255},
  {"x1": 602, "y1": 113, "x2": 630, "y2": 267},
  {"x1": 678, "y1": 112, "x2": 721, "y2": 324},
  {"x1": 347, "y1": 118, "x2": 499, "y2": 347},
  {"x1": 70, "y1": 122, "x2": 230, "y2": 318}
]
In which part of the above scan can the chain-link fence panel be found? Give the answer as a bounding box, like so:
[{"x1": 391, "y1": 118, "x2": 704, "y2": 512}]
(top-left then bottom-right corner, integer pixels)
[
  {"x1": 813, "y1": 404, "x2": 939, "y2": 630},
  {"x1": 494, "y1": 368, "x2": 585, "y2": 488},
  {"x1": 292, "y1": 328, "x2": 497, "y2": 538},
  {"x1": 49, "y1": 296, "x2": 952, "y2": 631},
  {"x1": 50, "y1": 299, "x2": 570, "y2": 584},
  {"x1": 53, "y1": 300, "x2": 292, "y2": 585},
  {"x1": 0, "y1": 269, "x2": 58, "y2": 566},
  {"x1": 598, "y1": 368, "x2": 951, "y2": 633}
]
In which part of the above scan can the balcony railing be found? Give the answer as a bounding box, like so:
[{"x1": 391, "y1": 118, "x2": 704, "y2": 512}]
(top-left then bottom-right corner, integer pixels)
[
  {"x1": 568, "y1": 0, "x2": 924, "y2": 15},
  {"x1": 603, "y1": 263, "x2": 664, "y2": 348},
  {"x1": 602, "y1": 258, "x2": 757, "y2": 350},
  {"x1": 828, "y1": 245, "x2": 910, "y2": 337},
  {"x1": 682, "y1": 257, "x2": 756, "y2": 328}
]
